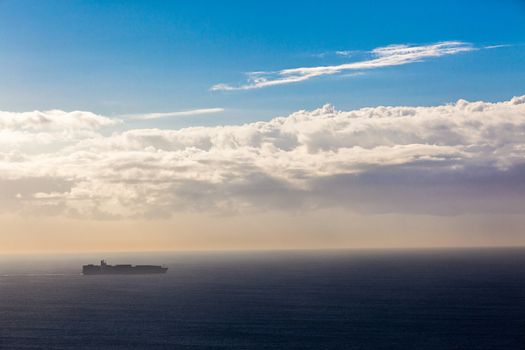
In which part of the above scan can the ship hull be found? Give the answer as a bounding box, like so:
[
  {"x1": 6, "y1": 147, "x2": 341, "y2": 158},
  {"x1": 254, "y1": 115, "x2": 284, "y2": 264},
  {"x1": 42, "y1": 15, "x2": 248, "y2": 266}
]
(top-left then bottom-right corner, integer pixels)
[{"x1": 82, "y1": 265, "x2": 168, "y2": 275}]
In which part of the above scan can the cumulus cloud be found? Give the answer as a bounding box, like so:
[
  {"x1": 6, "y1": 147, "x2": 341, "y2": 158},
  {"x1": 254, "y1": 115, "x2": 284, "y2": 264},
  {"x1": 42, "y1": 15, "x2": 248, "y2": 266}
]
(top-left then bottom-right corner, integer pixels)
[
  {"x1": 1, "y1": 96, "x2": 525, "y2": 218},
  {"x1": 0, "y1": 110, "x2": 117, "y2": 131},
  {"x1": 0, "y1": 110, "x2": 120, "y2": 151},
  {"x1": 211, "y1": 41, "x2": 475, "y2": 91}
]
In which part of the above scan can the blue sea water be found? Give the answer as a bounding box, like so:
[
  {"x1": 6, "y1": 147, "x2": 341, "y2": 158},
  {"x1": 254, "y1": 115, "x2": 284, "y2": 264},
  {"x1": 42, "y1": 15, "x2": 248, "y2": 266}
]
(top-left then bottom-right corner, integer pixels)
[{"x1": 0, "y1": 248, "x2": 524, "y2": 349}]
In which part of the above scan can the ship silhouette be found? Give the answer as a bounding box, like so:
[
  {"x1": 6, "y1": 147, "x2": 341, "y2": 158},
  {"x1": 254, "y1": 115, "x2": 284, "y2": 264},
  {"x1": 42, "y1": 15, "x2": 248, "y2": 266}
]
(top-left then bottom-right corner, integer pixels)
[{"x1": 82, "y1": 260, "x2": 168, "y2": 275}]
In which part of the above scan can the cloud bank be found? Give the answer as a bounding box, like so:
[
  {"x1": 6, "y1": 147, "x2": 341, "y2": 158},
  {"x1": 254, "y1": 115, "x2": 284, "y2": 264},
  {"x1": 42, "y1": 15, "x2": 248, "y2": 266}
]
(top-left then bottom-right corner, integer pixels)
[
  {"x1": 211, "y1": 41, "x2": 475, "y2": 90},
  {"x1": 1, "y1": 96, "x2": 525, "y2": 218}
]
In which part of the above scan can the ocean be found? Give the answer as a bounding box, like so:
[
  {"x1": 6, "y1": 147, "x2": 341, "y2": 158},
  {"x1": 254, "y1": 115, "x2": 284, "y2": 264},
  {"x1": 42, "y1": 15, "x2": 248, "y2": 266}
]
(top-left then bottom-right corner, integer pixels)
[{"x1": 1, "y1": 248, "x2": 524, "y2": 349}]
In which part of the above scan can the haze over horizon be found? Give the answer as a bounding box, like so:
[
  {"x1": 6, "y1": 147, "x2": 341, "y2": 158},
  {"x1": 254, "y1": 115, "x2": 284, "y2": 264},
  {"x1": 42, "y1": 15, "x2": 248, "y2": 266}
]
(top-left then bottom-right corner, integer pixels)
[{"x1": 1, "y1": 1, "x2": 525, "y2": 253}]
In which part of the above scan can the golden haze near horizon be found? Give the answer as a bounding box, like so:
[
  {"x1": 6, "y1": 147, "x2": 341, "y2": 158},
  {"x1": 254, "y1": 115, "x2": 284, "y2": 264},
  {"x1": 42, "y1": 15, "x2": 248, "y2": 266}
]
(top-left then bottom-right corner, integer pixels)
[{"x1": 2, "y1": 210, "x2": 524, "y2": 254}]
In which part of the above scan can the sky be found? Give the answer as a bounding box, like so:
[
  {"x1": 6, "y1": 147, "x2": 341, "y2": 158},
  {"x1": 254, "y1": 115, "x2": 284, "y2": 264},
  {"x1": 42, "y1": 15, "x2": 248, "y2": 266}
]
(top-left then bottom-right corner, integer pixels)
[{"x1": 0, "y1": 1, "x2": 524, "y2": 253}]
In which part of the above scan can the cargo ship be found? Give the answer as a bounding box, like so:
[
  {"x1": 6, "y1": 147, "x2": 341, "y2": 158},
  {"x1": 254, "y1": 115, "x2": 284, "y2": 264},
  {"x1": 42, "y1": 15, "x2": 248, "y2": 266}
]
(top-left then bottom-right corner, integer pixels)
[{"x1": 82, "y1": 260, "x2": 168, "y2": 275}]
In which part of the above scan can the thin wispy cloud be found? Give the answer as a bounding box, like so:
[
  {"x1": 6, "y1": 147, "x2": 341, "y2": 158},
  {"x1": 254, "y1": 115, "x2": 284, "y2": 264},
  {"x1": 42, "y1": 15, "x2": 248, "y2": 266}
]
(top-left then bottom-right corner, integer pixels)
[
  {"x1": 211, "y1": 41, "x2": 476, "y2": 91},
  {"x1": 335, "y1": 50, "x2": 355, "y2": 57},
  {"x1": 128, "y1": 108, "x2": 225, "y2": 120},
  {"x1": 484, "y1": 44, "x2": 513, "y2": 49}
]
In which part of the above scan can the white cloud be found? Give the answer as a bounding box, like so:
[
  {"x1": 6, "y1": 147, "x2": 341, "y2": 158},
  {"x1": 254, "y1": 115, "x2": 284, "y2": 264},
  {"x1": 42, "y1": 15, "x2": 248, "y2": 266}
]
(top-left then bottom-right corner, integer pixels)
[
  {"x1": 211, "y1": 41, "x2": 475, "y2": 91},
  {"x1": 0, "y1": 110, "x2": 120, "y2": 152},
  {"x1": 128, "y1": 108, "x2": 225, "y2": 120},
  {"x1": 484, "y1": 44, "x2": 513, "y2": 49},
  {"x1": 1, "y1": 96, "x2": 525, "y2": 218},
  {"x1": 0, "y1": 110, "x2": 117, "y2": 130},
  {"x1": 335, "y1": 50, "x2": 354, "y2": 57}
]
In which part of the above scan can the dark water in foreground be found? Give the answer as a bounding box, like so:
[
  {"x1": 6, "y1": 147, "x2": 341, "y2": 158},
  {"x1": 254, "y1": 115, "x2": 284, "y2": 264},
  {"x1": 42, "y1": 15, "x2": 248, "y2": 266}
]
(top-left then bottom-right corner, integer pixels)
[{"x1": 1, "y1": 249, "x2": 524, "y2": 349}]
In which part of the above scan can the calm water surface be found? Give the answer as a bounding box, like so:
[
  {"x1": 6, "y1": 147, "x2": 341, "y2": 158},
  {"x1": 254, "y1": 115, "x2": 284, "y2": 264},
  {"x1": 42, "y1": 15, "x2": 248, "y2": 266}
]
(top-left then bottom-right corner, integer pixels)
[{"x1": 1, "y1": 249, "x2": 524, "y2": 349}]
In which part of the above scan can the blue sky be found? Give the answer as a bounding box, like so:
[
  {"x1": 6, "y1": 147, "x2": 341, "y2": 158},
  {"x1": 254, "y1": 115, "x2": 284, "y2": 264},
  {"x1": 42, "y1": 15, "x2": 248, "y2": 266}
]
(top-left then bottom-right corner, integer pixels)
[{"x1": 1, "y1": 0, "x2": 524, "y2": 128}]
